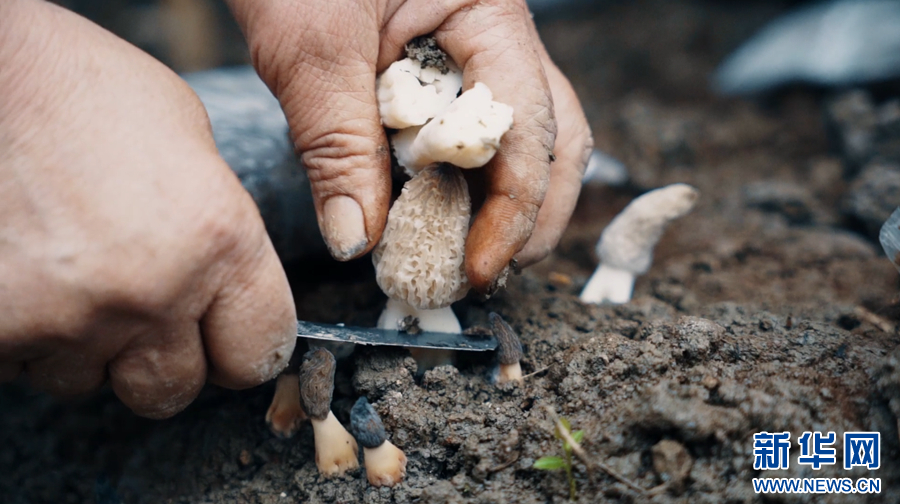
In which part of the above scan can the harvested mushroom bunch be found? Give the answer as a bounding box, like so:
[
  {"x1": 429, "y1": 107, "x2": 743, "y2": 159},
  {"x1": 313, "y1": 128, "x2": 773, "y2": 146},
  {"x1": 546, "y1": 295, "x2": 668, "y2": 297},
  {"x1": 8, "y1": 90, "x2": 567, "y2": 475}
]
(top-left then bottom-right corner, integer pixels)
[
  {"x1": 580, "y1": 183, "x2": 699, "y2": 304},
  {"x1": 373, "y1": 39, "x2": 514, "y2": 351}
]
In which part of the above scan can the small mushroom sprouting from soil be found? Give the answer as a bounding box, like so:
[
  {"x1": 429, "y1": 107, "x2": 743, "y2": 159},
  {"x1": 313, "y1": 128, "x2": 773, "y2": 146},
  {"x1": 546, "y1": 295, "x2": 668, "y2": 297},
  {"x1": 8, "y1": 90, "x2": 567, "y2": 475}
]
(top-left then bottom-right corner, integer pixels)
[
  {"x1": 350, "y1": 397, "x2": 408, "y2": 487},
  {"x1": 265, "y1": 371, "x2": 307, "y2": 438},
  {"x1": 580, "y1": 183, "x2": 699, "y2": 304},
  {"x1": 298, "y1": 348, "x2": 359, "y2": 477},
  {"x1": 490, "y1": 312, "x2": 524, "y2": 385}
]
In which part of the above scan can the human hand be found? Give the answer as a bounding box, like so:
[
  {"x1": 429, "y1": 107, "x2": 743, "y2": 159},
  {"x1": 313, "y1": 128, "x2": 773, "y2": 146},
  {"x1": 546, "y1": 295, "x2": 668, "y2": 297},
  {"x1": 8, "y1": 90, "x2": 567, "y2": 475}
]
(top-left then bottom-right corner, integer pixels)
[
  {"x1": 0, "y1": 0, "x2": 297, "y2": 418},
  {"x1": 227, "y1": 0, "x2": 593, "y2": 292}
]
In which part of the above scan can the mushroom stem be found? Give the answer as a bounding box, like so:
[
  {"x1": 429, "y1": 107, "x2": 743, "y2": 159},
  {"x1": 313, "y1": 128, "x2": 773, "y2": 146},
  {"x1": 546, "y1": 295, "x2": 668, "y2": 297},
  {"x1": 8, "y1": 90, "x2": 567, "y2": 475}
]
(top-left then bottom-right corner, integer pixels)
[
  {"x1": 579, "y1": 264, "x2": 636, "y2": 304},
  {"x1": 377, "y1": 298, "x2": 462, "y2": 333},
  {"x1": 364, "y1": 442, "x2": 408, "y2": 487},
  {"x1": 351, "y1": 397, "x2": 407, "y2": 487},
  {"x1": 298, "y1": 348, "x2": 359, "y2": 477},
  {"x1": 580, "y1": 183, "x2": 699, "y2": 305},
  {"x1": 265, "y1": 371, "x2": 307, "y2": 438},
  {"x1": 497, "y1": 361, "x2": 523, "y2": 384},
  {"x1": 310, "y1": 412, "x2": 360, "y2": 477},
  {"x1": 378, "y1": 298, "x2": 460, "y2": 372},
  {"x1": 408, "y1": 348, "x2": 456, "y2": 371}
]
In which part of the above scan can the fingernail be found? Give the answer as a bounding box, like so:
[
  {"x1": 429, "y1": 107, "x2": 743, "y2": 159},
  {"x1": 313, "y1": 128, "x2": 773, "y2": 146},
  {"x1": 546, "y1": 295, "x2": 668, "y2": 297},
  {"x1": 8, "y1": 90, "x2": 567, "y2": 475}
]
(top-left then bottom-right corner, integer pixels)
[{"x1": 322, "y1": 195, "x2": 368, "y2": 261}]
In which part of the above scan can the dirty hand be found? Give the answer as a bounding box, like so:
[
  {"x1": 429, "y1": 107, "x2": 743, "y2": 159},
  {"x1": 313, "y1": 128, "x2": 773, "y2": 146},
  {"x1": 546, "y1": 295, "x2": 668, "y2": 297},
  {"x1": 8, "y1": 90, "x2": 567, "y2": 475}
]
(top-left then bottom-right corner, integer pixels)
[
  {"x1": 0, "y1": 0, "x2": 297, "y2": 418},
  {"x1": 228, "y1": 0, "x2": 594, "y2": 292}
]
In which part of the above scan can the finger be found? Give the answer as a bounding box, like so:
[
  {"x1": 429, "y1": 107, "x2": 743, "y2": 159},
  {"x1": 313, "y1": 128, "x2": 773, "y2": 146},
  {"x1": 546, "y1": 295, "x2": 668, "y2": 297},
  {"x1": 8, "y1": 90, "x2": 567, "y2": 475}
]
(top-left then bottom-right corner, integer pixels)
[
  {"x1": 228, "y1": 0, "x2": 391, "y2": 261},
  {"x1": 376, "y1": 0, "x2": 477, "y2": 71},
  {"x1": 516, "y1": 39, "x2": 593, "y2": 266},
  {"x1": 434, "y1": 0, "x2": 557, "y2": 291},
  {"x1": 109, "y1": 322, "x2": 207, "y2": 419},
  {"x1": 202, "y1": 234, "x2": 296, "y2": 390},
  {"x1": 24, "y1": 336, "x2": 112, "y2": 396}
]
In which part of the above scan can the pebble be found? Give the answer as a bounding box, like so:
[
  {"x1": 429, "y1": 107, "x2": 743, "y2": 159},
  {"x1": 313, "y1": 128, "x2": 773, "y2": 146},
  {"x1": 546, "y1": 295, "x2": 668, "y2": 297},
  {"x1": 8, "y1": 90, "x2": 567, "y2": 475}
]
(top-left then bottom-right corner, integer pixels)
[{"x1": 652, "y1": 439, "x2": 693, "y2": 494}]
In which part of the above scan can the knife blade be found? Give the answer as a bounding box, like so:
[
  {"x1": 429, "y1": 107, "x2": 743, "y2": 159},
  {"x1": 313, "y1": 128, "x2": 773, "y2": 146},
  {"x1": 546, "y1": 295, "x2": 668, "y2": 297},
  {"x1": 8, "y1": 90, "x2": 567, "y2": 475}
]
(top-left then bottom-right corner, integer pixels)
[{"x1": 296, "y1": 320, "x2": 497, "y2": 351}]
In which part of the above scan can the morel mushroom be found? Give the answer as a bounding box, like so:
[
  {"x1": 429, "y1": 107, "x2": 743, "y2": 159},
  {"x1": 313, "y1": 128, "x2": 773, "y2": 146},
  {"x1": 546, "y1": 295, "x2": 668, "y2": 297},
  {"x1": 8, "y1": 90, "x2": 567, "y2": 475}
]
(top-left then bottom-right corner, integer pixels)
[
  {"x1": 374, "y1": 38, "x2": 514, "y2": 368},
  {"x1": 350, "y1": 397, "x2": 407, "y2": 487},
  {"x1": 580, "y1": 183, "x2": 699, "y2": 304},
  {"x1": 489, "y1": 312, "x2": 524, "y2": 385},
  {"x1": 265, "y1": 371, "x2": 307, "y2": 438},
  {"x1": 373, "y1": 164, "x2": 470, "y2": 326},
  {"x1": 298, "y1": 348, "x2": 359, "y2": 477}
]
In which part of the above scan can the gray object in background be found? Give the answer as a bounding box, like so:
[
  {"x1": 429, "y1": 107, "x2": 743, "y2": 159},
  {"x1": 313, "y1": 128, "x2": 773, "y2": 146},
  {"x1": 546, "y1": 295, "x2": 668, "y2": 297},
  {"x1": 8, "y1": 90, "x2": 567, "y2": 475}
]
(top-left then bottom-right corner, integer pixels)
[
  {"x1": 714, "y1": 0, "x2": 900, "y2": 95},
  {"x1": 582, "y1": 149, "x2": 630, "y2": 186},
  {"x1": 879, "y1": 207, "x2": 900, "y2": 273},
  {"x1": 183, "y1": 66, "x2": 328, "y2": 262}
]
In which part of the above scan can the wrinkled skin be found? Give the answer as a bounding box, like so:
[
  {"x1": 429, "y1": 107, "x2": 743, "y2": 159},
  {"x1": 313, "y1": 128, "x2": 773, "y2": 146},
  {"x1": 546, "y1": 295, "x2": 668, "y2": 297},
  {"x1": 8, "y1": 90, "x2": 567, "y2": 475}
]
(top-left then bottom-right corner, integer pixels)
[
  {"x1": 227, "y1": 0, "x2": 593, "y2": 288},
  {"x1": 0, "y1": 0, "x2": 591, "y2": 418}
]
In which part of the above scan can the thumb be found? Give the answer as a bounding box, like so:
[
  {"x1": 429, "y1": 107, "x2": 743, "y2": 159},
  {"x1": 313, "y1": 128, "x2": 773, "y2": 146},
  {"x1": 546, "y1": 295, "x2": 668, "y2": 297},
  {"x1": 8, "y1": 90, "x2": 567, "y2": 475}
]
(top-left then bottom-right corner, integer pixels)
[{"x1": 228, "y1": 0, "x2": 391, "y2": 261}]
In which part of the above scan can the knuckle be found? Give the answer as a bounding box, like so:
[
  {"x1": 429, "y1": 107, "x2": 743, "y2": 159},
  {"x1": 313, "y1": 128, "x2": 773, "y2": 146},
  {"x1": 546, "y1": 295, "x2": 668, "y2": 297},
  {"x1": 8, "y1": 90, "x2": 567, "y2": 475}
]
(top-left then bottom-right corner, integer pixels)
[
  {"x1": 301, "y1": 130, "x2": 387, "y2": 194},
  {"x1": 110, "y1": 349, "x2": 205, "y2": 419}
]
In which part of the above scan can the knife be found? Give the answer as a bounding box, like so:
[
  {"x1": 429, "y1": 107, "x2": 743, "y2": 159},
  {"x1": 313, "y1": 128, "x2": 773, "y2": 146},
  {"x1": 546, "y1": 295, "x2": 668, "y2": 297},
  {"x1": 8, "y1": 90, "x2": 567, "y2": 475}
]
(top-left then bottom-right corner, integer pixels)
[{"x1": 296, "y1": 320, "x2": 497, "y2": 351}]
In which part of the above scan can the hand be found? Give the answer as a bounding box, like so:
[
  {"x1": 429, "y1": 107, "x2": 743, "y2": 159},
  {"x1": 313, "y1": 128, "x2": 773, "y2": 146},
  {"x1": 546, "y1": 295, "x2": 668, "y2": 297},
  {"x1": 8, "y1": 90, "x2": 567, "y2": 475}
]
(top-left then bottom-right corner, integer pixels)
[
  {"x1": 0, "y1": 0, "x2": 297, "y2": 418},
  {"x1": 227, "y1": 0, "x2": 593, "y2": 292}
]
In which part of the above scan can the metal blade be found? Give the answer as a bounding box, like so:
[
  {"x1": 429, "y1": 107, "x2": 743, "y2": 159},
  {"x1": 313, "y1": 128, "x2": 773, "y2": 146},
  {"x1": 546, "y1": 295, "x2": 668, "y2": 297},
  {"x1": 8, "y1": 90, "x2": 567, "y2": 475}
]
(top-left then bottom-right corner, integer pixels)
[{"x1": 296, "y1": 320, "x2": 497, "y2": 351}]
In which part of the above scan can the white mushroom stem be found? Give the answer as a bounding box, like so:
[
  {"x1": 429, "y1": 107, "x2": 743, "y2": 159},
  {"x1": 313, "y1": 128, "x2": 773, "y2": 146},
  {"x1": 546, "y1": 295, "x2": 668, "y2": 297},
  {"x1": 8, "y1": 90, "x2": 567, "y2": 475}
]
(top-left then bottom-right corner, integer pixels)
[
  {"x1": 265, "y1": 372, "x2": 307, "y2": 439},
  {"x1": 377, "y1": 298, "x2": 461, "y2": 333},
  {"x1": 580, "y1": 183, "x2": 699, "y2": 304},
  {"x1": 391, "y1": 82, "x2": 514, "y2": 173},
  {"x1": 496, "y1": 362, "x2": 523, "y2": 384},
  {"x1": 579, "y1": 264, "x2": 637, "y2": 305},
  {"x1": 311, "y1": 411, "x2": 360, "y2": 477},
  {"x1": 364, "y1": 441, "x2": 408, "y2": 487},
  {"x1": 378, "y1": 298, "x2": 460, "y2": 371}
]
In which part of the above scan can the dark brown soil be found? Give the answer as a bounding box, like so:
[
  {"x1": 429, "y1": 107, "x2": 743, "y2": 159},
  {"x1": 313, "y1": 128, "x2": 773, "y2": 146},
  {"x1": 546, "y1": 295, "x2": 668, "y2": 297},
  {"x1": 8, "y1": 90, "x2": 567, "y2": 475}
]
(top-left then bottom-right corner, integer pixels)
[{"x1": 4, "y1": 1, "x2": 900, "y2": 503}]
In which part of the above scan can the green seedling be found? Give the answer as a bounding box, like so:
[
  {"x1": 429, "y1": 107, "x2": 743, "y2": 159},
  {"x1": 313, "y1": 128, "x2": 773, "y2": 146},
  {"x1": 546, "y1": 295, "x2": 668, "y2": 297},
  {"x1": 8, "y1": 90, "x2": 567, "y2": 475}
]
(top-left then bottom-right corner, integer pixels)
[{"x1": 533, "y1": 417, "x2": 584, "y2": 501}]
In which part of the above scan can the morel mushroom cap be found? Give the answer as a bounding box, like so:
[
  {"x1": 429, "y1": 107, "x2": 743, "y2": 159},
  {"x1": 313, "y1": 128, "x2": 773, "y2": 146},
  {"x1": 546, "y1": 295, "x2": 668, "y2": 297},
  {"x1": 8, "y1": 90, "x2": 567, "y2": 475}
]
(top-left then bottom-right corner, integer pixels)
[
  {"x1": 373, "y1": 165, "x2": 471, "y2": 310},
  {"x1": 490, "y1": 312, "x2": 523, "y2": 366},
  {"x1": 597, "y1": 183, "x2": 699, "y2": 275},
  {"x1": 298, "y1": 347, "x2": 336, "y2": 420},
  {"x1": 350, "y1": 397, "x2": 387, "y2": 449}
]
